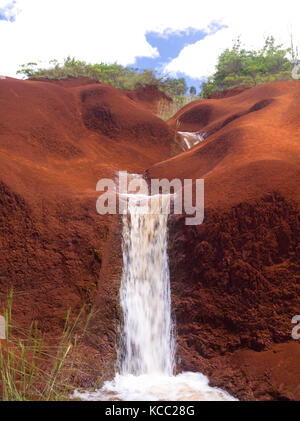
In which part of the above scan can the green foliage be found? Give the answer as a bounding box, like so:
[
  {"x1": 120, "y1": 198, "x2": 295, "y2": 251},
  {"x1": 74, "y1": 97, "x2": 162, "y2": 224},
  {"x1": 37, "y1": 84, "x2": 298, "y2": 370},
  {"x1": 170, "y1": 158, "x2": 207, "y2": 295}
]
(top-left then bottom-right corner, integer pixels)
[
  {"x1": 201, "y1": 37, "x2": 296, "y2": 98},
  {"x1": 17, "y1": 57, "x2": 188, "y2": 100},
  {"x1": 158, "y1": 77, "x2": 188, "y2": 97},
  {"x1": 189, "y1": 86, "x2": 196, "y2": 97}
]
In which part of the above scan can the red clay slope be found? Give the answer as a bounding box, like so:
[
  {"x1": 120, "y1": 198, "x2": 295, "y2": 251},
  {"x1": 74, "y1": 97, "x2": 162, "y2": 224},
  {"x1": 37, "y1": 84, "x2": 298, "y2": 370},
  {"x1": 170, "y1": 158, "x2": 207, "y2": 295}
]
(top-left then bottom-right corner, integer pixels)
[
  {"x1": 147, "y1": 81, "x2": 300, "y2": 400},
  {"x1": 0, "y1": 76, "x2": 174, "y2": 373},
  {"x1": 1, "y1": 77, "x2": 299, "y2": 399},
  {"x1": 149, "y1": 81, "x2": 300, "y2": 208},
  {"x1": 125, "y1": 84, "x2": 172, "y2": 114},
  {"x1": 32, "y1": 77, "x2": 172, "y2": 114}
]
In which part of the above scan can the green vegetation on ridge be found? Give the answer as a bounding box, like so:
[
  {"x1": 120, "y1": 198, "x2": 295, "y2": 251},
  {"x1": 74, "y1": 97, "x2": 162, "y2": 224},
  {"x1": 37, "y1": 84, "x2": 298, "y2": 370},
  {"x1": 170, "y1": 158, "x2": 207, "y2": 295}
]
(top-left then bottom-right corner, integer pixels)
[
  {"x1": 18, "y1": 36, "x2": 299, "y2": 108},
  {"x1": 17, "y1": 57, "x2": 188, "y2": 99},
  {"x1": 201, "y1": 36, "x2": 298, "y2": 98}
]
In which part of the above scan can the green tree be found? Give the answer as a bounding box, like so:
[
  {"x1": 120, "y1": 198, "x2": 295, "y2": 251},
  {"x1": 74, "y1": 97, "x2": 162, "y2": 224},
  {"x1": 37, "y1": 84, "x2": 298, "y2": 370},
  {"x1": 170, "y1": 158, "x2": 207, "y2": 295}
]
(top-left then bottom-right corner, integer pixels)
[
  {"x1": 160, "y1": 77, "x2": 187, "y2": 97},
  {"x1": 201, "y1": 37, "x2": 294, "y2": 98},
  {"x1": 189, "y1": 86, "x2": 196, "y2": 96}
]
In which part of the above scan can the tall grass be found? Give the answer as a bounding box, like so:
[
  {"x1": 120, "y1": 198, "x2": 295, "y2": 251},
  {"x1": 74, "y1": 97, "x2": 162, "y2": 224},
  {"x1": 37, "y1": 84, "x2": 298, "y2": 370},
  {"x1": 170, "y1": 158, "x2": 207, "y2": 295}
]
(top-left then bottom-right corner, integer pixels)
[
  {"x1": 0, "y1": 290, "x2": 99, "y2": 401},
  {"x1": 157, "y1": 96, "x2": 196, "y2": 121}
]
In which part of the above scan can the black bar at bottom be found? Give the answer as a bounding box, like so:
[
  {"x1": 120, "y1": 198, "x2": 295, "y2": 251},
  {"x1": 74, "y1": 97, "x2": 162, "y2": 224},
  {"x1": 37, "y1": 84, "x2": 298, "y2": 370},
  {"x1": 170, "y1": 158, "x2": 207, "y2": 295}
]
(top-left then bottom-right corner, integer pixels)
[{"x1": 0, "y1": 400, "x2": 297, "y2": 418}]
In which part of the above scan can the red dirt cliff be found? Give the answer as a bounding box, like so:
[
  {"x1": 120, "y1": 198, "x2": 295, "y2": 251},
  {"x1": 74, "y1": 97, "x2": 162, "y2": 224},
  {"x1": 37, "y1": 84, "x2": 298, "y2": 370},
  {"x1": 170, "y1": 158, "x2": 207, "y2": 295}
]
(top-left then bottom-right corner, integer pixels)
[
  {"x1": 0, "y1": 76, "x2": 174, "y2": 375},
  {"x1": 0, "y1": 77, "x2": 299, "y2": 399},
  {"x1": 147, "y1": 80, "x2": 300, "y2": 400}
]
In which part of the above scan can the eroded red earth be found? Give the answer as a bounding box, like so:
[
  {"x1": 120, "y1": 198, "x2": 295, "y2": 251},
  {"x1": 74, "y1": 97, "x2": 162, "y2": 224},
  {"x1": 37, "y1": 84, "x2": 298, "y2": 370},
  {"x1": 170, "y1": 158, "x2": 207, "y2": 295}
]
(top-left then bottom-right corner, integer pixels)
[{"x1": 0, "y1": 77, "x2": 299, "y2": 399}]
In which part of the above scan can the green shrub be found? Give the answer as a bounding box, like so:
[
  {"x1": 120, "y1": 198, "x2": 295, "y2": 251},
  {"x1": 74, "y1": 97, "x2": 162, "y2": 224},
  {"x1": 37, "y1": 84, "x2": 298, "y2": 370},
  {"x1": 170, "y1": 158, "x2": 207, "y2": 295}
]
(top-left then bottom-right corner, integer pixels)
[
  {"x1": 201, "y1": 36, "x2": 297, "y2": 98},
  {"x1": 17, "y1": 57, "x2": 188, "y2": 101}
]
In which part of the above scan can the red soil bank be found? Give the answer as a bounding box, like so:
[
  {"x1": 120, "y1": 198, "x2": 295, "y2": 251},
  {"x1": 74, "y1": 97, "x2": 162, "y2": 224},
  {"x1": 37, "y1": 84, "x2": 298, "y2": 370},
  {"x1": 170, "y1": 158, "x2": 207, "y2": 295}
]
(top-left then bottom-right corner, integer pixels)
[
  {"x1": 208, "y1": 86, "x2": 250, "y2": 99},
  {"x1": 31, "y1": 77, "x2": 171, "y2": 114},
  {"x1": 0, "y1": 76, "x2": 174, "y2": 374},
  {"x1": 0, "y1": 76, "x2": 299, "y2": 399},
  {"x1": 147, "y1": 81, "x2": 300, "y2": 400},
  {"x1": 125, "y1": 84, "x2": 172, "y2": 114}
]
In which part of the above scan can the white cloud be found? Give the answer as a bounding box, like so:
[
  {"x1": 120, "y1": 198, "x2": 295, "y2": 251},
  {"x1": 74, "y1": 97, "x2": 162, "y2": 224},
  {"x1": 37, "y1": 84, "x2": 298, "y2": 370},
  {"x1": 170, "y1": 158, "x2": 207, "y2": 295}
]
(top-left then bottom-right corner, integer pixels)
[
  {"x1": 0, "y1": 0, "x2": 299, "y2": 78},
  {"x1": 164, "y1": 0, "x2": 300, "y2": 79},
  {"x1": 164, "y1": 27, "x2": 234, "y2": 79}
]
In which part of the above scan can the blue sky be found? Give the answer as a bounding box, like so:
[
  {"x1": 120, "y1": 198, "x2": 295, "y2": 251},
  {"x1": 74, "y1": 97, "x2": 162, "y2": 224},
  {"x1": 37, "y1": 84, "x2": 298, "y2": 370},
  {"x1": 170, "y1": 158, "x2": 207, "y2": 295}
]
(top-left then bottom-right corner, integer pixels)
[
  {"x1": 0, "y1": 2, "x2": 210, "y2": 92},
  {"x1": 134, "y1": 29, "x2": 207, "y2": 93},
  {"x1": 0, "y1": 0, "x2": 17, "y2": 22},
  {"x1": 134, "y1": 23, "x2": 227, "y2": 93},
  {"x1": 1, "y1": 0, "x2": 299, "y2": 87}
]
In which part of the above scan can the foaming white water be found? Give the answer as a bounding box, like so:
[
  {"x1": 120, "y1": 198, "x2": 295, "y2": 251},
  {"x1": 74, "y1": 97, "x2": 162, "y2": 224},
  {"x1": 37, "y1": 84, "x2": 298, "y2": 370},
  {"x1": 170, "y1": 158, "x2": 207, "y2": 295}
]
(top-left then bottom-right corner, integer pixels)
[
  {"x1": 74, "y1": 372, "x2": 235, "y2": 401},
  {"x1": 118, "y1": 194, "x2": 175, "y2": 376},
  {"x1": 178, "y1": 131, "x2": 205, "y2": 150},
  {"x1": 73, "y1": 178, "x2": 236, "y2": 401}
]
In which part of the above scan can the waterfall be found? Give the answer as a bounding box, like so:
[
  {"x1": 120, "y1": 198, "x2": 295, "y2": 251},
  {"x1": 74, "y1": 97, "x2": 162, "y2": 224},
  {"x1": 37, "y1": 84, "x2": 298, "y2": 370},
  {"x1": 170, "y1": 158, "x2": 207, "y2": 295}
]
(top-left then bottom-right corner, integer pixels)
[
  {"x1": 73, "y1": 176, "x2": 237, "y2": 401},
  {"x1": 178, "y1": 131, "x2": 206, "y2": 150},
  {"x1": 119, "y1": 194, "x2": 175, "y2": 376}
]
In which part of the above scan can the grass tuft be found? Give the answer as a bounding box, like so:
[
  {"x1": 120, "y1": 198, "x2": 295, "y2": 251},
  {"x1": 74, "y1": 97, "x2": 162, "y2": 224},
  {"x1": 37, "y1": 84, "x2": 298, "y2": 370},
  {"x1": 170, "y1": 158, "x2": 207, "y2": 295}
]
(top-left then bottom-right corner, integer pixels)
[
  {"x1": 0, "y1": 290, "x2": 101, "y2": 401},
  {"x1": 157, "y1": 96, "x2": 196, "y2": 121}
]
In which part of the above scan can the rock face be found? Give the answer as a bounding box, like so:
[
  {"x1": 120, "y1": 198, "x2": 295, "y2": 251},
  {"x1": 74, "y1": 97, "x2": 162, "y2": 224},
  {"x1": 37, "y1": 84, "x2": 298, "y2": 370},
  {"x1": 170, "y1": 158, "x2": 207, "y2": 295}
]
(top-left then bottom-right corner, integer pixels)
[
  {"x1": 147, "y1": 80, "x2": 300, "y2": 400},
  {"x1": 0, "y1": 76, "x2": 299, "y2": 399},
  {"x1": 125, "y1": 84, "x2": 172, "y2": 114},
  {"x1": 0, "y1": 76, "x2": 174, "y2": 374},
  {"x1": 168, "y1": 197, "x2": 300, "y2": 400}
]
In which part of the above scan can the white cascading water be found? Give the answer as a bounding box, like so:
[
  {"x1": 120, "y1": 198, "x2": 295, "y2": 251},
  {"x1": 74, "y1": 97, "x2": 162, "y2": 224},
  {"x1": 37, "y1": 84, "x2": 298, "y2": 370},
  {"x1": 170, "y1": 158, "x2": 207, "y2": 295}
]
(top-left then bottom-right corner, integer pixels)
[
  {"x1": 119, "y1": 194, "x2": 175, "y2": 376},
  {"x1": 178, "y1": 131, "x2": 205, "y2": 150},
  {"x1": 74, "y1": 179, "x2": 236, "y2": 401}
]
